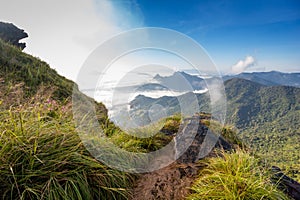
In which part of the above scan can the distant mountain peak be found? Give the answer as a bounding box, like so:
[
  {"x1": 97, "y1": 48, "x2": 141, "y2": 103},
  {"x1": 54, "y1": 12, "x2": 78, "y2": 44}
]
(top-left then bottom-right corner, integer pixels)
[
  {"x1": 153, "y1": 74, "x2": 162, "y2": 80},
  {"x1": 150, "y1": 71, "x2": 205, "y2": 92}
]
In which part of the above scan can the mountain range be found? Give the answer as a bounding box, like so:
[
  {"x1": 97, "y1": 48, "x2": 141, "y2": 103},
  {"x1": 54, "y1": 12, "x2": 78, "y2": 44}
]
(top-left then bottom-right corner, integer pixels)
[
  {"x1": 130, "y1": 77, "x2": 300, "y2": 128},
  {"x1": 136, "y1": 71, "x2": 206, "y2": 93},
  {"x1": 223, "y1": 71, "x2": 300, "y2": 88},
  {"x1": 129, "y1": 71, "x2": 300, "y2": 171}
]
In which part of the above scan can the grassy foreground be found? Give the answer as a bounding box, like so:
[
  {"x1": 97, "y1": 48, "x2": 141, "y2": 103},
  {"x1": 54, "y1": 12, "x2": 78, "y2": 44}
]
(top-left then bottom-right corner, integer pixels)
[{"x1": 0, "y1": 89, "x2": 134, "y2": 200}]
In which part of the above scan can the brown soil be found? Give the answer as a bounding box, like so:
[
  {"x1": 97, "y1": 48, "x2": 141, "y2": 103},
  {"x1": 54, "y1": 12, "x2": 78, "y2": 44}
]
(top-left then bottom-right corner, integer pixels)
[{"x1": 130, "y1": 162, "x2": 203, "y2": 200}]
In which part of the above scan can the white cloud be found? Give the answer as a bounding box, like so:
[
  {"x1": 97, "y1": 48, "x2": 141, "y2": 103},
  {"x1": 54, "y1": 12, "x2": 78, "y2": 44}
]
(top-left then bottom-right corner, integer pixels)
[
  {"x1": 231, "y1": 56, "x2": 256, "y2": 74},
  {"x1": 0, "y1": 0, "x2": 143, "y2": 81}
]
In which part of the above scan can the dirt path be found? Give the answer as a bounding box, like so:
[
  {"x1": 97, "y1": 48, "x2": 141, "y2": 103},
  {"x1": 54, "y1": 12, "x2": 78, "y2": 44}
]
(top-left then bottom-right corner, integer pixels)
[{"x1": 130, "y1": 162, "x2": 203, "y2": 200}]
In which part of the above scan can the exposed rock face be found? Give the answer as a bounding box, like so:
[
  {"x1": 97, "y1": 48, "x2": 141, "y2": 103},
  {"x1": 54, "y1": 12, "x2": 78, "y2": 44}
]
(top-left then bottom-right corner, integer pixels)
[
  {"x1": 175, "y1": 115, "x2": 232, "y2": 163},
  {"x1": 272, "y1": 166, "x2": 300, "y2": 200},
  {"x1": 0, "y1": 22, "x2": 28, "y2": 50}
]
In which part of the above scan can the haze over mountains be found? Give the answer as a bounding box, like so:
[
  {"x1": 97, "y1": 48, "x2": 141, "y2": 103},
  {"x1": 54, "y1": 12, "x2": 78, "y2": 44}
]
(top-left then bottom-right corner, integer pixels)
[
  {"x1": 135, "y1": 70, "x2": 300, "y2": 100},
  {"x1": 127, "y1": 70, "x2": 300, "y2": 107},
  {"x1": 224, "y1": 71, "x2": 300, "y2": 88}
]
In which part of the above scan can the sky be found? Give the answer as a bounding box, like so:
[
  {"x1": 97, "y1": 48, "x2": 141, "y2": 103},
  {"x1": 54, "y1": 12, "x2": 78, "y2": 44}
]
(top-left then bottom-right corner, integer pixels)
[{"x1": 0, "y1": 0, "x2": 300, "y2": 81}]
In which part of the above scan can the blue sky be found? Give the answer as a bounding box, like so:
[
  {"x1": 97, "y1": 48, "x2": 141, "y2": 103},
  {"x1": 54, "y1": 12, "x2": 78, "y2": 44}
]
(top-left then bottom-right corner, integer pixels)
[
  {"x1": 1, "y1": 0, "x2": 299, "y2": 81},
  {"x1": 129, "y1": 0, "x2": 300, "y2": 73}
]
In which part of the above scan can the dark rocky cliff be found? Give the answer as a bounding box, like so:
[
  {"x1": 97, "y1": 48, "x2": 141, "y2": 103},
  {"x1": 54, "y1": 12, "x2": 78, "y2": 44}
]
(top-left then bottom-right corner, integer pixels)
[{"x1": 0, "y1": 22, "x2": 28, "y2": 50}]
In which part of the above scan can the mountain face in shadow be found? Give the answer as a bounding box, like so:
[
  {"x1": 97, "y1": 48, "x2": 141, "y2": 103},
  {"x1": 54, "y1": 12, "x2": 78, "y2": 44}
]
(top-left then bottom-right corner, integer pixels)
[{"x1": 0, "y1": 22, "x2": 28, "y2": 50}]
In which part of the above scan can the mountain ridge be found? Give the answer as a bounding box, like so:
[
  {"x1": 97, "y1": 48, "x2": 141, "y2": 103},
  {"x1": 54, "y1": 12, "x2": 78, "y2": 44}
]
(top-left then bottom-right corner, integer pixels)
[{"x1": 224, "y1": 70, "x2": 300, "y2": 88}]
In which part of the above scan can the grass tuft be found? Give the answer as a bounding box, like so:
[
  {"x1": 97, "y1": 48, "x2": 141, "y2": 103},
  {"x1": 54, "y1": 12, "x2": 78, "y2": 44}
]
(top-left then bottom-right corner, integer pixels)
[{"x1": 187, "y1": 149, "x2": 289, "y2": 200}]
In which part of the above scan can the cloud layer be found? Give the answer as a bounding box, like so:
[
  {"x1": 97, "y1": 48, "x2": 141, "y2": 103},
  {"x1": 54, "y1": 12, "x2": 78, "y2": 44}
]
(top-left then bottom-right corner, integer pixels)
[{"x1": 231, "y1": 56, "x2": 256, "y2": 74}]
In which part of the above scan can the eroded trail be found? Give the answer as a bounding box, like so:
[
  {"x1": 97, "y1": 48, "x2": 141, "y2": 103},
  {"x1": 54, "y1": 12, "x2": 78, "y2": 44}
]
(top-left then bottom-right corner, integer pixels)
[{"x1": 131, "y1": 162, "x2": 202, "y2": 200}]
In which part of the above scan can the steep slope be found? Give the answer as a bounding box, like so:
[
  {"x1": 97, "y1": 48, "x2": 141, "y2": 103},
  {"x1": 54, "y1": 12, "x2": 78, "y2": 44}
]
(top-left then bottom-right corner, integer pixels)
[
  {"x1": 0, "y1": 38, "x2": 73, "y2": 100},
  {"x1": 1, "y1": 24, "x2": 295, "y2": 199},
  {"x1": 0, "y1": 38, "x2": 107, "y2": 118}
]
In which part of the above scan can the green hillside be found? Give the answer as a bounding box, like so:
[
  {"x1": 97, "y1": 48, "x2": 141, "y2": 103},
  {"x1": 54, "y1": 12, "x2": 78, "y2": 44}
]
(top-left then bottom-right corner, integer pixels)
[
  {"x1": 225, "y1": 78, "x2": 300, "y2": 129},
  {"x1": 225, "y1": 78, "x2": 300, "y2": 179},
  {"x1": 0, "y1": 38, "x2": 107, "y2": 118},
  {"x1": 0, "y1": 38, "x2": 73, "y2": 100}
]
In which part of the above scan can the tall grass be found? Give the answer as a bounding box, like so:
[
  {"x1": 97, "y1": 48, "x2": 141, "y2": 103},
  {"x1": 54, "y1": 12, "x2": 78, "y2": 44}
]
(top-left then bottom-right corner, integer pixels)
[
  {"x1": 187, "y1": 149, "x2": 289, "y2": 200},
  {"x1": 101, "y1": 114, "x2": 178, "y2": 153},
  {"x1": 109, "y1": 130, "x2": 172, "y2": 153},
  {"x1": 0, "y1": 89, "x2": 134, "y2": 200}
]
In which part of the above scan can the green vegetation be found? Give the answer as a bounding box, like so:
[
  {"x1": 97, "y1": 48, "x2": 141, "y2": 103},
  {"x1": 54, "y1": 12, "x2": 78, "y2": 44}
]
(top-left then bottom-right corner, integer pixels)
[
  {"x1": 202, "y1": 119, "x2": 245, "y2": 149},
  {"x1": 0, "y1": 87, "x2": 134, "y2": 200},
  {"x1": 0, "y1": 38, "x2": 134, "y2": 199},
  {"x1": 244, "y1": 127, "x2": 300, "y2": 182},
  {"x1": 109, "y1": 131, "x2": 172, "y2": 153},
  {"x1": 0, "y1": 38, "x2": 72, "y2": 100},
  {"x1": 0, "y1": 37, "x2": 107, "y2": 120},
  {"x1": 102, "y1": 115, "x2": 178, "y2": 153},
  {"x1": 225, "y1": 79, "x2": 300, "y2": 181},
  {"x1": 187, "y1": 149, "x2": 289, "y2": 200}
]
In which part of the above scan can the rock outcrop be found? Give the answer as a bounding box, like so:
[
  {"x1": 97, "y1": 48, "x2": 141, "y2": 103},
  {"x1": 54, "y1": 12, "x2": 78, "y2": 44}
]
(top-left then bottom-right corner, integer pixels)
[
  {"x1": 0, "y1": 22, "x2": 28, "y2": 50},
  {"x1": 175, "y1": 115, "x2": 232, "y2": 163},
  {"x1": 272, "y1": 166, "x2": 300, "y2": 200}
]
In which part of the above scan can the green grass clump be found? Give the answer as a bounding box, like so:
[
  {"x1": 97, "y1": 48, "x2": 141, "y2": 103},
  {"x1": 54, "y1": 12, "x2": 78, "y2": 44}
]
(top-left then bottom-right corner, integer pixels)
[
  {"x1": 160, "y1": 113, "x2": 182, "y2": 134},
  {"x1": 109, "y1": 131, "x2": 172, "y2": 153},
  {"x1": 187, "y1": 150, "x2": 289, "y2": 200},
  {"x1": 99, "y1": 114, "x2": 179, "y2": 153},
  {"x1": 0, "y1": 94, "x2": 133, "y2": 200}
]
